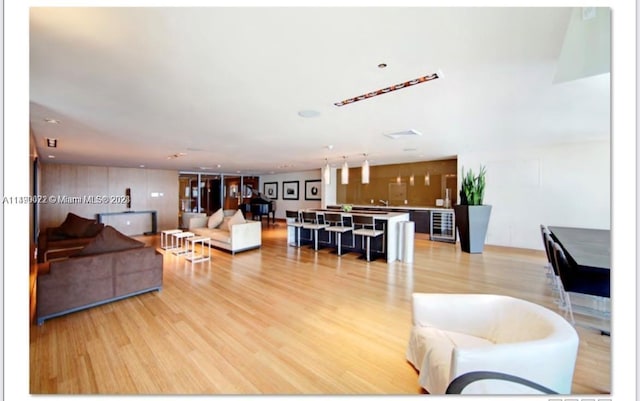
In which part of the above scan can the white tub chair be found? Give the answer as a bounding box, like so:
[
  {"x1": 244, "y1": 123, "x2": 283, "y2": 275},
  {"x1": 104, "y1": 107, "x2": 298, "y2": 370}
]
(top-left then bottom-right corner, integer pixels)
[{"x1": 406, "y1": 293, "x2": 579, "y2": 395}]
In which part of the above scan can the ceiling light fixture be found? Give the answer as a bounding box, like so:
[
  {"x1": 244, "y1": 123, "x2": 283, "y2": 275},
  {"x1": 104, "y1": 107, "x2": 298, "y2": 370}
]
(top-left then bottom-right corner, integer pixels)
[
  {"x1": 361, "y1": 154, "x2": 370, "y2": 184},
  {"x1": 334, "y1": 71, "x2": 441, "y2": 107},
  {"x1": 323, "y1": 159, "x2": 331, "y2": 186},
  {"x1": 46, "y1": 138, "x2": 57, "y2": 148},
  {"x1": 341, "y1": 156, "x2": 349, "y2": 185},
  {"x1": 44, "y1": 118, "x2": 60, "y2": 124}
]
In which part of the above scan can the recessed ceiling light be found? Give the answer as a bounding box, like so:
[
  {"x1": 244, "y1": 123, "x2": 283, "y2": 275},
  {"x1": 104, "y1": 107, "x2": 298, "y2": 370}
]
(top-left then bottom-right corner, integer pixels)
[
  {"x1": 167, "y1": 152, "x2": 187, "y2": 159},
  {"x1": 44, "y1": 118, "x2": 60, "y2": 124},
  {"x1": 48, "y1": 155, "x2": 55, "y2": 159},
  {"x1": 298, "y1": 110, "x2": 321, "y2": 118},
  {"x1": 139, "y1": 165, "x2": 145, "y2": 168}
]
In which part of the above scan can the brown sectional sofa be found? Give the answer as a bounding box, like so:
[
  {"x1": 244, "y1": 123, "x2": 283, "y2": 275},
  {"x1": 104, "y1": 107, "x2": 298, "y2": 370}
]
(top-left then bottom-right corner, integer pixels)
[
  {"x1": 36, "y1": 226, "x2": 163, "y2": 324},
  {"x1": 37, "y1": 212, "x2": 104, "y2": 262}
]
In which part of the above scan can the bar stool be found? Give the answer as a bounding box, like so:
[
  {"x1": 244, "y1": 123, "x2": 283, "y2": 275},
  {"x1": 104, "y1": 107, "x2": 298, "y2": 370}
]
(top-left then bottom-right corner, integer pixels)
[
  {"x1": 323, "y1": 212, "x2": 354, "y2": 256},
  {"x1": 352, "y1": 215, "x2": 384, "y2": 262},
  {"x1": 286, "y1": 210, "x2": 303, "y2": 247},
  {"x1": 301, "y1": 211, "x2": 328, "y2": 251}
]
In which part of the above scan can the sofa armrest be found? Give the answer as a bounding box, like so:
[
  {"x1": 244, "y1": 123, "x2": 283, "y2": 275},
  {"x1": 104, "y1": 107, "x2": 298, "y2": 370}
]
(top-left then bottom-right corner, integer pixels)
[
  {"x1": 229, "y1": 220, "x2": 262, "y2": 249},
  {"x1": 411, "y1": 293, "x2": 500, "y2": 335},
  {"x1": 188, "y1": 216, "x2": 208, "y2": 230}
]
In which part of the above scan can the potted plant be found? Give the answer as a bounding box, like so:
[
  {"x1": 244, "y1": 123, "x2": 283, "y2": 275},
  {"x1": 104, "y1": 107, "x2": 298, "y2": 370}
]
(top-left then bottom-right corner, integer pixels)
[{"x1": 454, "y1": 165, "x2": 492, "y2": 253}]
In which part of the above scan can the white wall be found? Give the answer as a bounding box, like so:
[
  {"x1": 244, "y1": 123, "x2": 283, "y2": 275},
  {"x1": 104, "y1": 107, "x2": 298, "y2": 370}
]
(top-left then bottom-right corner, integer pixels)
[
  {"x1": 260, "y1": 170, "x2": 323, "y2": 219},
  {"x1": 458, "y1": 139, "x2": 610, "y2": 250}
]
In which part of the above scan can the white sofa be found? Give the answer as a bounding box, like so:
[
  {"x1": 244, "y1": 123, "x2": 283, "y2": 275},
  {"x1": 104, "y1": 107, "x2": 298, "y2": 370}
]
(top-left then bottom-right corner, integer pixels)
[
  {"x1": 406, "y1": 293, "x2": 579, "y2": 395},
  {"x1": 180, "y1": 212, "x2": 207, "y2": 230},
  {"x1": 188, "y1": 210, "x2": 261, "y2": 254}
]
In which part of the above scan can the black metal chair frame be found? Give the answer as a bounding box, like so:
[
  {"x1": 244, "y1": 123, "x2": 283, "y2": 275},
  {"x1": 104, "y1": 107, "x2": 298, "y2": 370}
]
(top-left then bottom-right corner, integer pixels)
[{"x1": 445, "y1": 371, "x2": 557, "y2": 394}]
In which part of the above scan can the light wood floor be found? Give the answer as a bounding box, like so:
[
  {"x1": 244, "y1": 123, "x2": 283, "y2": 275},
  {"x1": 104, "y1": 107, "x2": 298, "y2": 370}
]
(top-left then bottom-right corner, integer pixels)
[{"x1": 30, "y1": 222, "x2": 611, "y2": 394}]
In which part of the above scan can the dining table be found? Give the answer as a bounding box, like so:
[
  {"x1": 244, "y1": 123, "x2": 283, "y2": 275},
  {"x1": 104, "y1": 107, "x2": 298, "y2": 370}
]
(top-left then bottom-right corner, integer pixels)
[
  {"x1": 549, "y1": 226, "x2": 611, "y2": 335},
  {"x1": 548, "y1": 226, "x2": 610, "y2": 271}
]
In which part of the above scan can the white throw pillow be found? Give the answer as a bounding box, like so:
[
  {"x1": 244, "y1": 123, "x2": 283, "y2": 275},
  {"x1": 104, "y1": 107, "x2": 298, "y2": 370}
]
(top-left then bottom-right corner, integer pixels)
[
  {"x1": 226, "y1": 209, "x2": 246, "y2": 230},
  {"x1": 207, "y1": 208, "x2": 224, "y2": 229},
  {"x1": 219, "y1": 216, "x2": 233, "y2": 232}
]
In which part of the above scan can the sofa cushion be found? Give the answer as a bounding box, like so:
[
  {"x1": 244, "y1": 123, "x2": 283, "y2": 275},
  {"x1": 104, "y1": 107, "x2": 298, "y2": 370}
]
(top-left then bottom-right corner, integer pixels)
[
  {"x1": 219, "y1": 217, "x2": 233, "y2": 232},
  {"x1": 208, "y1": 230, "x2": 232, "y2": 244},
  {"x1": 84, "y1": 222, "x2": 105, "y2": 237},
  {"x1": 58, "y1": 213, "x2": 97, "y2": 238},
  {"x1": 72, "y1": 225, "x2": 145, "y2": 257},
  {"x1": 225, "y1": 209, "x2": 246, "y2": 230},
  {"x1": 208, "y1": 208, "x2": 224, "y2": 229}
]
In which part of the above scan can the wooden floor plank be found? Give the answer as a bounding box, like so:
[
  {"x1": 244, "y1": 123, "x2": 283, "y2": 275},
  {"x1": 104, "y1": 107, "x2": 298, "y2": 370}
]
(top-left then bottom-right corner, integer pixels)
[{"x1": 30, "y1": 221, "x2": 610, "y2": 394}]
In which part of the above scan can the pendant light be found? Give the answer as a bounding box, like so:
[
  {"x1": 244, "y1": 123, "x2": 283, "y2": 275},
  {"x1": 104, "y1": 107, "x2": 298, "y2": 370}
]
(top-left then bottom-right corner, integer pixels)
[
  {"x1": 361, "y1": 153, "x2": 370, "y2": 184},
  {"x1": 341, "y1": 156, "x2": 349, "y2": 184},
  {"x1": 323, "y1": 159, "x2": 331, "y2": 185}
]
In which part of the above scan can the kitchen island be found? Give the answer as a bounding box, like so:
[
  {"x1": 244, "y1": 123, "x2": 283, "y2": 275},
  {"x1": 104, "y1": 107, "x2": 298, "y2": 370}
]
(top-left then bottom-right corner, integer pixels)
[
  {"x1": 327, "y1": 204, "x2": 456, "y2": 242},
  {"x1": 288, "y1": 209, "x2": 410, "y2": 263}
]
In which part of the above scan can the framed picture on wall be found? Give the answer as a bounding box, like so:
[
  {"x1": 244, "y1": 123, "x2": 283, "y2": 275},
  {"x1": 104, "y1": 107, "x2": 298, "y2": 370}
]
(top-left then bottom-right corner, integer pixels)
[
  {"x1": 263, "y1": 182, "x2": 278, "y2": 199},
  {"x1": 282, "y1": 181, "x2": 299, "y2": 200},
  {"x1": 304, "y1": 179, "x2": 321, "y2": 200}
]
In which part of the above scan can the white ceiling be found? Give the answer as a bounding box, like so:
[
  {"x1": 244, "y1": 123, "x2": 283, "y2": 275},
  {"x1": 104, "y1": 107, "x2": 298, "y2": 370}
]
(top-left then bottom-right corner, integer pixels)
[{"x1": 29, "y1": 6, "x2": 611, "y2": 175}]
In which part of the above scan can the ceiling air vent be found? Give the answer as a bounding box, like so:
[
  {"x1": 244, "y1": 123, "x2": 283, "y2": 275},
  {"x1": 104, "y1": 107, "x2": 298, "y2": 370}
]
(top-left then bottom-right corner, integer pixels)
[{"x1": 384, "y1": 129, "x2": 422, "y2": 140}]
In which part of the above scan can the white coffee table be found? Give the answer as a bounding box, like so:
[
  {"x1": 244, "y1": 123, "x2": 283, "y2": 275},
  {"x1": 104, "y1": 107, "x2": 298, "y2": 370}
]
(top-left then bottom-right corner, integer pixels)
[
  {"x1": 171, "y1": 231, "x2": 195, "y2": 255},
  {"x1": 185, "y1": 236, "x2": 211, "y2": 263},
  {"x1": 161, "y1": 229, "x2": 183, "y2": 250}
]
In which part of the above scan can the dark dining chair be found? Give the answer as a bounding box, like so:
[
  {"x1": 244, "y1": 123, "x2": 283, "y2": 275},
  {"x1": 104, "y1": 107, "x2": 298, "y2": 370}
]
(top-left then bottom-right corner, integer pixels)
[
  {"x1": 539, "y1": 225, "x2": 555, "y2": 283},
  {"x1": 541, "y1": 232, "x2": 573, "y2": 322},
  {"x1": 552, "y1": 241, "x2": 611, "y2": 333},
  {"x1": 553, "y1": 241, "x2": 610, "y2": 299}
]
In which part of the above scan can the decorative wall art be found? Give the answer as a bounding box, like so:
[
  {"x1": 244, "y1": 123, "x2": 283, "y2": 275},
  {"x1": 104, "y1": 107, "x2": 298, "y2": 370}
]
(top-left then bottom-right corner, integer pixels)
[
  {"x1": 305, "y1": 179, "x2": 322, "y2": 201},
  {"x1": 263, "y1": 182, "x2": 278, "y2": 199},
  {"x1": 282, "y1": 181, "x2": 299, "y2": 200}
]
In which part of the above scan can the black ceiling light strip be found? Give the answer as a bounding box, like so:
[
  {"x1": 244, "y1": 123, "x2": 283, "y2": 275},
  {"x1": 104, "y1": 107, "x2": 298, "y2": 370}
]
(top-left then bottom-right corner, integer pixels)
[{"x1": 334, "y1": 72, "x2": 441, "y2": 107}]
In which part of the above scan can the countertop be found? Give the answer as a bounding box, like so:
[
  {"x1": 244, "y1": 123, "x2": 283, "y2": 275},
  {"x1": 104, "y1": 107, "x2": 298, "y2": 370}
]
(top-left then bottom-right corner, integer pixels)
[{"x1": 328, "y1": 204, "x2": 454, "y2": 212}]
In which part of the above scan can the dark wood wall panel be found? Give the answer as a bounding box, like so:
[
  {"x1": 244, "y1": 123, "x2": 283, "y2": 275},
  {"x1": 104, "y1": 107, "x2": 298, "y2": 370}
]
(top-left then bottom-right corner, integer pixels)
[{"x1": 337, "y1": 159, "x2": 457, "y2": 207}]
